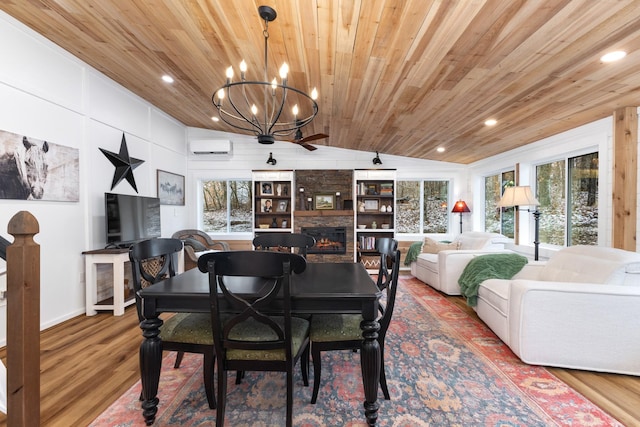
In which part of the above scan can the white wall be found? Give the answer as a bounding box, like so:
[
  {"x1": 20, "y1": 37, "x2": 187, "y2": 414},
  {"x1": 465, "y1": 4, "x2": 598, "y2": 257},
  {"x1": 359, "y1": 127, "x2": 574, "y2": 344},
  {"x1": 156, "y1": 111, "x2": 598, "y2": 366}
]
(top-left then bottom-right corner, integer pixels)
[
  {"x1": 184, "y1": 127, "x2": 467, "y2": 243},
  {"x1": 0, "y1": 11, "x2": 188, "y2": 345}
]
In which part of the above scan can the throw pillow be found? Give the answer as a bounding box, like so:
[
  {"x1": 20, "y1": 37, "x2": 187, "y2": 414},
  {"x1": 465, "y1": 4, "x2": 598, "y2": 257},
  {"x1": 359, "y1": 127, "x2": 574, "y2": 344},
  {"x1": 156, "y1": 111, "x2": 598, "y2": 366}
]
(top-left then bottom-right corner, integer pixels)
[
  {"x1": 182, "y1": 237, "x2": 207, "y2": 252},
  {"x1": 421, "y1": 237, "x2": 460, "y2": 254}
]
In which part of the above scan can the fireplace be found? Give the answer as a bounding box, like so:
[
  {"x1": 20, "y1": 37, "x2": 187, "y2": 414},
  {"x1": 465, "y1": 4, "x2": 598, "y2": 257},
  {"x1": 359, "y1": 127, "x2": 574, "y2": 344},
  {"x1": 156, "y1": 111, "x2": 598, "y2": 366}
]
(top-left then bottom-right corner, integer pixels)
[{"x1": 302, "y1": 227, "x2": 347, "y2": 254}]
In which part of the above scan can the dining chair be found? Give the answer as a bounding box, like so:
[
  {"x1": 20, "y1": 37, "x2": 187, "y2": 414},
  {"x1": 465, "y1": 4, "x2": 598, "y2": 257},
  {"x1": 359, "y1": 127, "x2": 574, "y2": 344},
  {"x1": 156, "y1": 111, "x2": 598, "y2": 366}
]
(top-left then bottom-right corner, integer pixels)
[
  {"x1": 309, "y1": 240, "x2": 401, "y2": 404},
  {"x1": 252, "y1": 232, "x2": 316, "y2": 258},
  {"x1": 375, "y1": 237, "x2": 398, "y2": 290},
  {"x1": 197, "y1": 250, "x2": 310, "y2": 427},
  {"x1": 129, "y1": 238, "x2": 216, "y2": 409}
]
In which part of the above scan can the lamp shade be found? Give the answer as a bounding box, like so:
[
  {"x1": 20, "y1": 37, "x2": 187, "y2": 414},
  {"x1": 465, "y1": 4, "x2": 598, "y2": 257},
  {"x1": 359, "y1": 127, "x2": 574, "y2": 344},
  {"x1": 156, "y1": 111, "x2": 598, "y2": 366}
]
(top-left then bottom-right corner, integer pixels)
[
  {"x1": 497, "y1": 186, "x2": 539, "y2": 207},
  {"x1": 451, "y1": 200, "x2": 470, "y2": 213}
]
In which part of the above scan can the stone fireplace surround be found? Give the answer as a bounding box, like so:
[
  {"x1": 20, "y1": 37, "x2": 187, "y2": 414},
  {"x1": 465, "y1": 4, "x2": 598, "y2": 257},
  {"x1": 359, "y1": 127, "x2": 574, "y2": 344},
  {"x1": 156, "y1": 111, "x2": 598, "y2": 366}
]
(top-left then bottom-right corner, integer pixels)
[{"x1": 293, "y1": 170, "x2": 355, "y2": 263}]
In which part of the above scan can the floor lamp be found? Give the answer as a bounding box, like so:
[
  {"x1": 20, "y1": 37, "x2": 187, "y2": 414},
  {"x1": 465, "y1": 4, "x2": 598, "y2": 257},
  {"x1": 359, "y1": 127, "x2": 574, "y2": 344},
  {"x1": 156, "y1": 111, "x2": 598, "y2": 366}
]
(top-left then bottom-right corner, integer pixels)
[
  {"x1": 451, "y1": 200, "x2": 470, "y2": 234},
  {"x1": 498, "y1": 186, "x2": 541, "y2": 260}
]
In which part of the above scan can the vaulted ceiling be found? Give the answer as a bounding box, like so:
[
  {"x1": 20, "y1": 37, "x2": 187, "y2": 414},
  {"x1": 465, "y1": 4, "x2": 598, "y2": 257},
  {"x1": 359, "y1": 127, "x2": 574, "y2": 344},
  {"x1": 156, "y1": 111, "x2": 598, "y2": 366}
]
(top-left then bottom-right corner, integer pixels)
[{"x1": 2, "y1": 1, "x2": 640, "y2": 164}]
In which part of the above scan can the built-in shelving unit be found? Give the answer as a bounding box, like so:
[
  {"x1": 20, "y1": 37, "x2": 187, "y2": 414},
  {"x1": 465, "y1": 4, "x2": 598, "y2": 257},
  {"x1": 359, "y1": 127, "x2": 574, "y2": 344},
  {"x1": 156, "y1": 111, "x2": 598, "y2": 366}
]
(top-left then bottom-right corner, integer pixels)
[
  {"x1": 354, "y1": 169, "x2": 396, "y2": 272},
  {"x1": 253, "y1": 170, "x2": 294, "y2": 234}
]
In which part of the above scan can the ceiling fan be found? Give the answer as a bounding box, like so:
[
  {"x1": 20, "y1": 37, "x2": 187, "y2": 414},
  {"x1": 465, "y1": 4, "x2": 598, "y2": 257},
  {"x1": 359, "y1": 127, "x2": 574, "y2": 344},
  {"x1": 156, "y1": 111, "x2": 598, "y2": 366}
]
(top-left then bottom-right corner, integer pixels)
[{"x1": 285, "y1": 124, "x2": 328, "y2": 151}]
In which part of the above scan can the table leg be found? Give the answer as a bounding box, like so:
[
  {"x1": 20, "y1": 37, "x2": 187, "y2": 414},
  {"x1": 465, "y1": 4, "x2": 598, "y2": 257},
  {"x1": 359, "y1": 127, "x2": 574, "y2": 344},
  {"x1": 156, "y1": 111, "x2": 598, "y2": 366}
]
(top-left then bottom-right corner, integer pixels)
[
  {"x1": 85, "y1": 257, "x2": 97, "y2": 316},
  {"x1": 140, "y1": 316, "x2": 163, "y2": 425},
  {"x1": 360, "y1": 317, "x2": 380, "y2": 426}
]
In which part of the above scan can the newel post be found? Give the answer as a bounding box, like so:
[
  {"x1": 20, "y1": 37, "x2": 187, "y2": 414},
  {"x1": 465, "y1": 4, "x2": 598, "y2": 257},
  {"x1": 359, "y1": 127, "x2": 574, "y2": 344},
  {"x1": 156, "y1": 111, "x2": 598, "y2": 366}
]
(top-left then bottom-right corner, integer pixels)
[{"x1": 7, "y1": 211, "x2": 40, "y2": 427}]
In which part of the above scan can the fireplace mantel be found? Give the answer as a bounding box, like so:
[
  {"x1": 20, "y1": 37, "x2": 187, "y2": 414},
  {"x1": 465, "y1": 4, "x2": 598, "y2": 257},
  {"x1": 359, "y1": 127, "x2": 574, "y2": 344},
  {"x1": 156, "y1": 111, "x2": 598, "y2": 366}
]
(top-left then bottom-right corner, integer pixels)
[{"x1": 295, "y1": 210, "x2": 353, "y2": 217}]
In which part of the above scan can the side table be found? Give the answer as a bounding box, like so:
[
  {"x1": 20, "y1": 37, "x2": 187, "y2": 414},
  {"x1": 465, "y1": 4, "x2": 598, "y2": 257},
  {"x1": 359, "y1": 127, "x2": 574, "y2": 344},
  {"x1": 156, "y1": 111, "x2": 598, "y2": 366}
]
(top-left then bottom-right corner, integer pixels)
[
  {"x1": 83, "y1": 246, "x2": 184, "y2": 316},
  {"x1": 82, "y1": 248, "x2": 134, "y2": 316}
]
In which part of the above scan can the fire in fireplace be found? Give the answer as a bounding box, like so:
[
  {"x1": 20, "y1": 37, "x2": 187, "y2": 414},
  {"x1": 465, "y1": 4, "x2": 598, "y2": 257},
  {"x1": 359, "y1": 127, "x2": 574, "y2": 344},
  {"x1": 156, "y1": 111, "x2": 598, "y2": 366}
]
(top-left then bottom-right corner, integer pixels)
[{"x1": 301, "y1": 227, "x2": 347, "y2": 254}]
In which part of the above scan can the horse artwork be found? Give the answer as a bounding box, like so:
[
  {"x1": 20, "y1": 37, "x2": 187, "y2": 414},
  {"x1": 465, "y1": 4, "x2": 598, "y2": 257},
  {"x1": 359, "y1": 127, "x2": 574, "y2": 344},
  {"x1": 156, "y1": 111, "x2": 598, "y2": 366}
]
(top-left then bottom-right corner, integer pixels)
[
  {"x1": 157, "y1": 169, "x2": 185, "y2": 205},
  {"x1": 0, "y1": 130, "x2": 79, "y2": 201}
]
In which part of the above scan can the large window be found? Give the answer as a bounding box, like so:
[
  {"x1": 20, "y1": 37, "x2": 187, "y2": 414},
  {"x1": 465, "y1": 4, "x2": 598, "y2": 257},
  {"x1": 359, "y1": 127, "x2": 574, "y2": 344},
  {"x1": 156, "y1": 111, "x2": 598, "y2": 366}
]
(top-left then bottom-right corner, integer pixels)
[
  {"x1": 396, "y1": 180, "x2": 449, "y2": 234},
  {"x1": 201, "y1": 180, "x2": 252, "y2": 233},
  {"x1": 536, "y1": 152, "x2": 598, "y2": 246},
  {"x1": 484, "y1": 171, "x2": 515, "y2": 237}
]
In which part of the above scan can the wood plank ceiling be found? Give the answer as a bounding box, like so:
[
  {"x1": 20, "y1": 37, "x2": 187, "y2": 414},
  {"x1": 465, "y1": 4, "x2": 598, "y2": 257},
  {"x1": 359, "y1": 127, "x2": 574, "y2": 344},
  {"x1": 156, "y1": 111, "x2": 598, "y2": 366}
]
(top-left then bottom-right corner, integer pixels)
[{"x1": 2, "y1": 0, "x2": 640, "y2": 164}]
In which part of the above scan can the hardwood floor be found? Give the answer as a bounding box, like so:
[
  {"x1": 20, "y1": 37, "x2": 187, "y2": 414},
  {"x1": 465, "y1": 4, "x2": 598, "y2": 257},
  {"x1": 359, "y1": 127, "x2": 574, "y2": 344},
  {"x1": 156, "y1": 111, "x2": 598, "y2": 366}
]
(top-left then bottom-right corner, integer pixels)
[
  {"x1": 0, "y1": 307, "x2": 141, "y2": 427},
  {"x1": 0, "y1": 277, "x2": 639, "y2": 426}
]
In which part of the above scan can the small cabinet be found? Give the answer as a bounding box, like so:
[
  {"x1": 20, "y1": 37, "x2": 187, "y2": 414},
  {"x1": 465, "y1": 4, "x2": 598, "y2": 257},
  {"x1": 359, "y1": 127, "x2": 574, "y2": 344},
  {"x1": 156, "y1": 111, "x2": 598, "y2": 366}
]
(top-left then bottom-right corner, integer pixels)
[
  {"x1": 354, "y1": 169, "x2": 396, "y2": 271},
  {"x1": 253, "y1": 170, "x2": 294, "y2": 232}
]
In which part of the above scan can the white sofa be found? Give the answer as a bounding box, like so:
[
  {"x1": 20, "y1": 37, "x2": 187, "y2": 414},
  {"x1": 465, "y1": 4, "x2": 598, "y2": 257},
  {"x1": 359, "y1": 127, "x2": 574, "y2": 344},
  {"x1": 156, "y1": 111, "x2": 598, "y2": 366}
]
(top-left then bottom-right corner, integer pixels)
[
  {"x1": 410, "y1": 232, "x2": 511, "y2": 295},
  {"x1": 476, "y1": 245, "x2": 640, "y2": 376}
]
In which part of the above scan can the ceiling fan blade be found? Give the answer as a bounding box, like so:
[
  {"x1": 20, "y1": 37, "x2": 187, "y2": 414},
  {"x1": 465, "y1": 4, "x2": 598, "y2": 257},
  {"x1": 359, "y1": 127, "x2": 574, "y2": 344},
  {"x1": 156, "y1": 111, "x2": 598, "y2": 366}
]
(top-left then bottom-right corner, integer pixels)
[
  {"x1": 298, "y1": 133, "x2": 329, "y2": 143},
  {"x1": 295, "y1": 141, "x2": 318, "y2": 151},
  {"x1": 284, "y1": 131, "x2": 327, "y2": 150}
]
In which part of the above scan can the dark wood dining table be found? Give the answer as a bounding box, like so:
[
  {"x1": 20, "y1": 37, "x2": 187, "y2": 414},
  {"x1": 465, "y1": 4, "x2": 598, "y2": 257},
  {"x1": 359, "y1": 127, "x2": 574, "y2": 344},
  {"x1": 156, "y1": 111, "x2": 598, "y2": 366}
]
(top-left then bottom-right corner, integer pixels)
[{"x1": 138, "y1": 261, "x2": 383, "y2": 426}]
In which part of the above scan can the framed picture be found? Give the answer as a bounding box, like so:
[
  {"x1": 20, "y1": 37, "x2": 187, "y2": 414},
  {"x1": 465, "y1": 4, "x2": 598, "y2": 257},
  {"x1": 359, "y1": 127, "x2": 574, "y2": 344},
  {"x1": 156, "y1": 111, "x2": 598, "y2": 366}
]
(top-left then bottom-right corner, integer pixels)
[
  {"x1": 314, "y1": 193, "x2": 335, "y2": 210},
  {"x1": 276, "y1": 199, "x2": 289, "y2": 212},
  {"x1": 260, "y1": 198, "x2": 273, "y2": 213},
  {"x1": 364, "y1": 199, "x2": 379, "y2": 211},
  {"x1": 260, "y1": 181, "x2": 274, "y2": 196},
  {"x1": 157, "y1": 170, "x2": 185, "y2": 205},
  {"x1": 0, "y1": 129, "x2": 80, "y2": 201}
]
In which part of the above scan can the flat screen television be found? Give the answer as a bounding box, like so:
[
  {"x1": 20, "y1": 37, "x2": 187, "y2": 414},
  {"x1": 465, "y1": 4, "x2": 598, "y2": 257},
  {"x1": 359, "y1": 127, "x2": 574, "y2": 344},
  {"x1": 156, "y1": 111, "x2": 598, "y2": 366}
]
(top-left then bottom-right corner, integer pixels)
[{"x1": 105, "y1": 192, "x2": 161, "y2": 248}]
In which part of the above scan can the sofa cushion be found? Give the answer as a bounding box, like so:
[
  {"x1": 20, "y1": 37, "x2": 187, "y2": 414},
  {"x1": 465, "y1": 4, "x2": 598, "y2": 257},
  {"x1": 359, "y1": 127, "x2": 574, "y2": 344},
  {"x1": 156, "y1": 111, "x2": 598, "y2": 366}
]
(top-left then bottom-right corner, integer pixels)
[
  {"x1": 540, "y1": 245, "x2": 640, "y2": 285},
  {"x1": 623, "y1": 263, "x2": 640, "y2": 286},
  {"x1": 455, "y1": 232, "x2": 509, "y2": 250},
  {"x1": 478, "y1": 279, "x2": 510, "y2": 317},
  {"x1": 416, "y1": 252, "x2": 438, "y2": 270},
  {"x1": 422, "y1": 237, "x2": 460, "y2": 254}
]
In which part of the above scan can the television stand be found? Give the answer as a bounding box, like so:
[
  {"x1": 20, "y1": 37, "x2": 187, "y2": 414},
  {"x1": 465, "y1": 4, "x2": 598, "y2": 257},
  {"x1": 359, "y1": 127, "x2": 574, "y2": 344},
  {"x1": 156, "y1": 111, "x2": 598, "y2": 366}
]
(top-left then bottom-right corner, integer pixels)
[
  {"x1": 82, "y1": 248, "x2": 134, "y2": 316},
  {"x1": 82, "y1": 247, "x2": 184, "y2": 316}
]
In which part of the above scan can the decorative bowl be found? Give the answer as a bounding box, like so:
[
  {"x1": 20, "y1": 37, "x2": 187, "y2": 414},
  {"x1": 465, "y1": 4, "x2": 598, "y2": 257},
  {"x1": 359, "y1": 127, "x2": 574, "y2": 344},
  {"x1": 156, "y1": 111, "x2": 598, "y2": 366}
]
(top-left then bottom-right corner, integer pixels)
[
  {"x1": 259, "y1": 224, "x2": 270, "y2": 229},
  {"x1": 357, "y1": 225, "x2": 366, "y2": 229},
  {"x1": 381, "y1": 224, "x2": 390, "y2": 229}
]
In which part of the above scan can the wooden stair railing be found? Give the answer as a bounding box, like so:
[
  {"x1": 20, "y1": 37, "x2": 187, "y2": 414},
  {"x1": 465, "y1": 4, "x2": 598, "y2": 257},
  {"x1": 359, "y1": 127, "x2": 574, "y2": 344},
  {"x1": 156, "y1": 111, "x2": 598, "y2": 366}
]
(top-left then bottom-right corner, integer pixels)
[{"x1": 3, "y1": 211, "x2": 40, "y2": 426}]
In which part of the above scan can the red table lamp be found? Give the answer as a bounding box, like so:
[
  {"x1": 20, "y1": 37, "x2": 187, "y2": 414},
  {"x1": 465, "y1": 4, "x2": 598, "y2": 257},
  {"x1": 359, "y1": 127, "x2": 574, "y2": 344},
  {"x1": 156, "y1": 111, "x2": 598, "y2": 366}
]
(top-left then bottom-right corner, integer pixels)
[{"x1": 451, "y1": 200, "x2": 470, "y2": 233}]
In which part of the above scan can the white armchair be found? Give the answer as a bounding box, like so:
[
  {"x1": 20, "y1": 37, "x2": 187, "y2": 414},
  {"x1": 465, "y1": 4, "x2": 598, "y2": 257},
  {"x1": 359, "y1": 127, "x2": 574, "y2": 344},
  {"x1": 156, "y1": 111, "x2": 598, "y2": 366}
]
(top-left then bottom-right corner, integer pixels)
[{"x1": 476, "y1": 245, "x2": 640, "y2": 375}]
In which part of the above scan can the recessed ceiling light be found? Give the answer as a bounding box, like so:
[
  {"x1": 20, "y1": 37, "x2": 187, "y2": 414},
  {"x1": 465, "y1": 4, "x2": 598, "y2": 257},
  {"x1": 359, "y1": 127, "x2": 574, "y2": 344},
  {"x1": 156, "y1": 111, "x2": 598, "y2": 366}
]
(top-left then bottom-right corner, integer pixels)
[
  {"x1": 211, "y1": 116, "x2": 219, "y2": 122},
  {"x1": 436, "y1": 147, "x2": 445, "y2": 153},
  {"x1": 484, "y1": 119, "x2": 497, "y2": 126},
  {"x1": 161, "y1": 75, "x2": 174, "y2": 83},
  {"x1": 600, "y1": 51, "x2": 627, "y2": 63}
]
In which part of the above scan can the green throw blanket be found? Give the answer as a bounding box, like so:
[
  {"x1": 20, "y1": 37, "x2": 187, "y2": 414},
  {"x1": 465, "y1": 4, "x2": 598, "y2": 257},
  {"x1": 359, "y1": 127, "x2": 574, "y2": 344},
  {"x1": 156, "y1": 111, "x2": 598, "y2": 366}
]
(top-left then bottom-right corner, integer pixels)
[
  {"x1": 458, "y1": 253, "x2": 528, "y2": 307},
  {"x1": 404, "y1": 241, "x2": 423, "y2": 266}
]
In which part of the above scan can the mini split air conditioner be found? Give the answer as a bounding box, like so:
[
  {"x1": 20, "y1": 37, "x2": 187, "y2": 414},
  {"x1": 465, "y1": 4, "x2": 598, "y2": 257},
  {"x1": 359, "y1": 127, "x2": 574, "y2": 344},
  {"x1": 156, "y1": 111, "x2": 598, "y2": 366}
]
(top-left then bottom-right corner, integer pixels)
[{"x1": 189, "y1": 139, "x2": 233, "y2": 158}]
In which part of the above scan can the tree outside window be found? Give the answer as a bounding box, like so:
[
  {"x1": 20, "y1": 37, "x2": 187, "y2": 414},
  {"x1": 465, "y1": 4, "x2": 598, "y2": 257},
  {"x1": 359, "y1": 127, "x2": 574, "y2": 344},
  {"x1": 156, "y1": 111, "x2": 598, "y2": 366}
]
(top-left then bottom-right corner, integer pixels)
[
  {"x1": 484, "y1": 171, "x2": 514, "y2": 237},
  {"x1": 201, "y1": 180, "x2": 252, "y2": 233},
  {"x1": 423, "y1": 181, "x2": 449, "y2": 233},
  {"x1": 396, "y1": 181, "x2": 420, "y2": 233},
  {"x1": 536, "y1": 161, "x2": 566, "y2": 246},
  {"x1": 568, "y1": 153, "x2": 598, "y2": 245},
  {"x1": 396, "y1": 180, "x2": 449, "y2": 234}
]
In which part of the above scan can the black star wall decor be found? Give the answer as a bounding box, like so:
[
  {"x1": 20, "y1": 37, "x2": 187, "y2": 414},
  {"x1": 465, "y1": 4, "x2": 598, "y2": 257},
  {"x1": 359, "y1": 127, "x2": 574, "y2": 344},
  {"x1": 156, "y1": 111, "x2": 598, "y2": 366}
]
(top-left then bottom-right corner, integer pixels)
[{"x1": 99, "y1": 133, "x2": 144, "y2": 192}]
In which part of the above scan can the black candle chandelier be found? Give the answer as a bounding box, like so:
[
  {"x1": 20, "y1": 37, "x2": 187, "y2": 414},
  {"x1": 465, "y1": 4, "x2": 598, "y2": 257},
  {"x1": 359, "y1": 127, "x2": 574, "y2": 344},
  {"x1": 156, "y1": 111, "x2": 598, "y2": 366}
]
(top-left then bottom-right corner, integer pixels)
[{"x1": 212, "y1": 5, "x2": 319, "y2": 145}]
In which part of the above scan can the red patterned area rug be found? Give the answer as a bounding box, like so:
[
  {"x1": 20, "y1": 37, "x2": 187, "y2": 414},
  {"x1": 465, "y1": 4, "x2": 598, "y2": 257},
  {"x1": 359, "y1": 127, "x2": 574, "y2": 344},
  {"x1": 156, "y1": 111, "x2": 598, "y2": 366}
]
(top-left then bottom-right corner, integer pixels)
[{"x1": 91, "y1": 276, "x2": 622, "y2": 427}]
